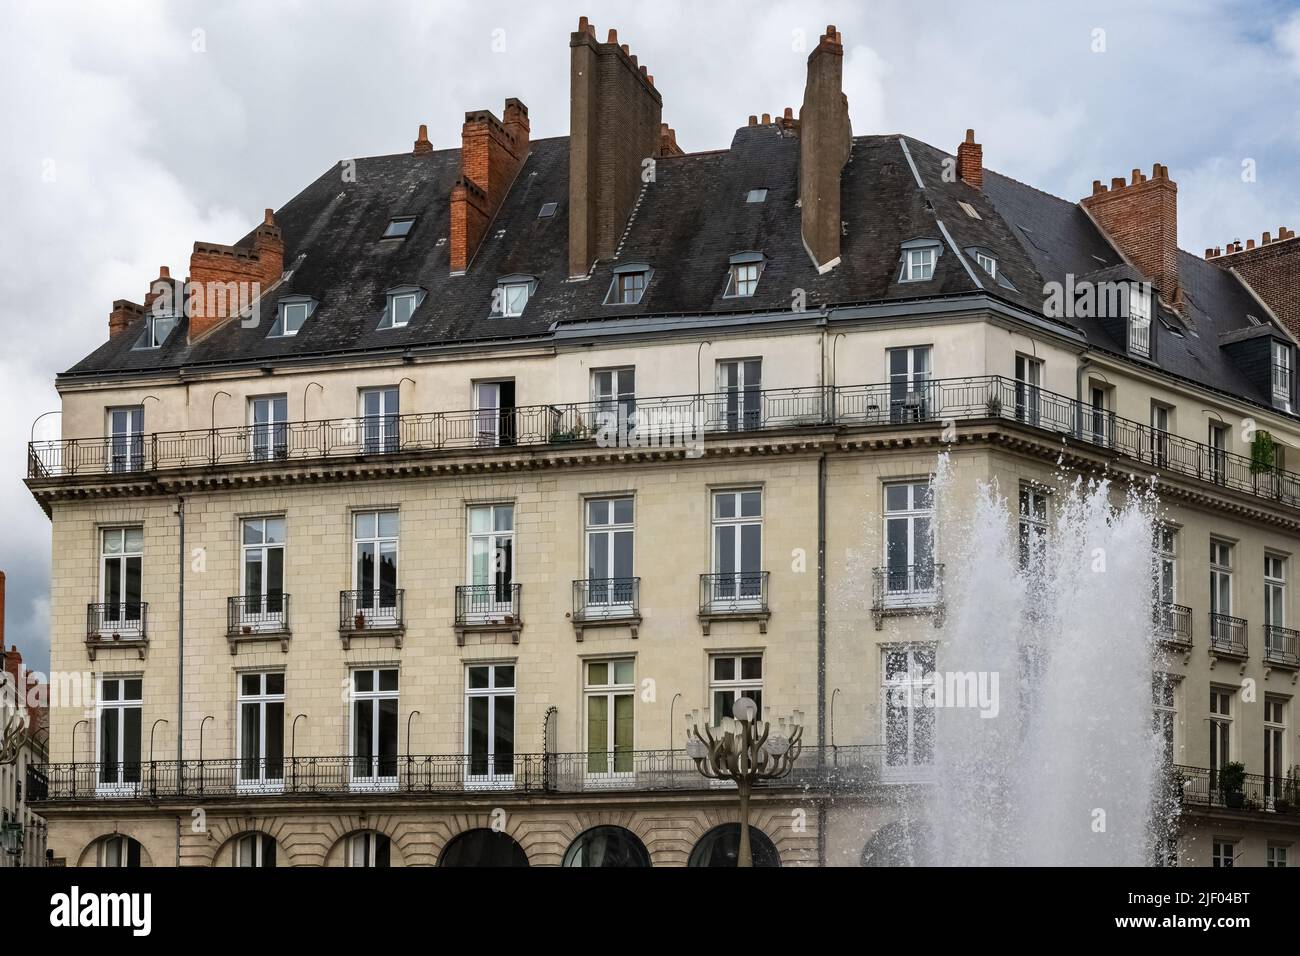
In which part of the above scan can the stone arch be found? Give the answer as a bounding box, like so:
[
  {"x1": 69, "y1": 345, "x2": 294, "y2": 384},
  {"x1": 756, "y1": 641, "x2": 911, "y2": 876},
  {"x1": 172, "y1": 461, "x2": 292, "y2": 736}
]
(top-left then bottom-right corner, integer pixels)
[
  {"x1": 687, "y1": 823, "x2": 781, "y2": 867},
  {"x1": 198, "y1": 816, "x2": 303, "y2": 867},
  {"x1": 417, "y1": 812, "x2": 541, "y2": 867},
  {"x1": 76, "y1": 832, "x2": 154, "y2": 868},
  {"x1": 562, "y1": 825, "x2": 652, "y2": 867},
  {"x1": 323, "y1": 817, "x2": 410, "y2": 867},
  {"x1": 639, "y1": 803, "x2": 814, "y2": 866},
  {"x1": 438, "y1": 827, "x2": 529, "y2": 867}
]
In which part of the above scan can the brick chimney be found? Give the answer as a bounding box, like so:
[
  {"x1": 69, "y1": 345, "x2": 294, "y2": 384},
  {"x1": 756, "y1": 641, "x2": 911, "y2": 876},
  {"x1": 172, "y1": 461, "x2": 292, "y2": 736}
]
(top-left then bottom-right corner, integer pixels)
[
  {"x1": 108, "y1": 299, "x2": 145, "y2": 340},
  {"x1": 449, "y1": 98, "x2": 530, "y2": 273},
  {"x1": 568, "y1": 17, "x2": 669, "y2": 277},
  {"x1": 1207, "y1": 226, "x2": 1300, "y2": 338},
  {"x1": 188, "y1": 209, "x2": 285, "y2": 342},
  {"x1": 798, "y1": 26, "x2": 852, "y2": 272},
  {"x1": 957, "y1": 129, "x2": 983, "y2": 190},
  {"x1": 1081, "y1": 164, "x2": 1180, "y2": 307},
  {"x1": 412, "y1": 123, "x2": 432, "y2": 155}
]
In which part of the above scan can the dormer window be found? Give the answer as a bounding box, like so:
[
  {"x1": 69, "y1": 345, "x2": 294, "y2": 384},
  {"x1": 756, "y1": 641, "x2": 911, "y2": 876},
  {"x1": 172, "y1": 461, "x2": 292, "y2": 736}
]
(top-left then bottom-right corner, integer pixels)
[
  {"x1": 1128, "y1": 284, "x2": 1152, "y2": 358},
  {"x1": 975, "y1": 252, "x2": 997, "y2": 279},
  {"x1": 899, "y1": 240, "x2": 942, "y2": 282},
  {"x1": 269, "y1": 296, "x2": 317, "y2": 337},
  {"x1": 1273, "y1": 341, "x2": 1292, "y2": 410},
  {"x1": 724, "y1": 252, "x2": 765, "y2": 298},
  {"x1": 604, "y1": 263, "x2": 653, "y2": 305},
  {"x1": 493, "y1": 275, "x2": 537, "y2": 317},
  {"x1": 382, "y1": 217, "x2": 415, "y2": 239},
  {"x1": 380, "y1": 286, "x2": 424, "y2": 329},
  {"x1": 135, "y1": 311, "x2": 179, "y2": 350}
]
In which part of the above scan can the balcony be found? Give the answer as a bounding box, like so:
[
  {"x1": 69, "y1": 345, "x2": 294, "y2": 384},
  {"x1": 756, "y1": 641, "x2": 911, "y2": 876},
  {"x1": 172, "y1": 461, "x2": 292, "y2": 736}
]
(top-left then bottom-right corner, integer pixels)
[
  {"x1": 1264, "y1": 624, "x2": 1300, "y2": 669},
  {"x1": 571, "y1": 577, "x2": 641, "y2": 639},
  {"x1": 85, "y1": 602, "x2": 148, "y2": 660},
  {"x1": 338, "y1": 589, "x2": 404, "y2": 648},
  {"x1": 1154, "y1": 602, "x2": 1192, "y2": 650},
  {"x1": 1209, "y1": 613, "x2": 1249, "y2": 660},
  {"x1": 1173, "y1": 765, "x2": 1300, "y2": 815},
  {"x1": 226, "y1": 594, "x2": 291, "y2": 654},
  {"x1": 871, "y1": 564, "x2": 944, "y2": 630},
  {"x1": 697, "y1": 571, "x2": 770, "y2": 635},
  {"x1": 454, "y1": 583, "x2": 522, "y2": 644}
]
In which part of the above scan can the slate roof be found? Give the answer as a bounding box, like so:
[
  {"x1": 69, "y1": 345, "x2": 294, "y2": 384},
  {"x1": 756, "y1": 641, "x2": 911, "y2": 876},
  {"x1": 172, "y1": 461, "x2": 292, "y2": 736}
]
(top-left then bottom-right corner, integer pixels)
[{"x1": 62, "y1": 127, "x2": 1291, "y2": 413}]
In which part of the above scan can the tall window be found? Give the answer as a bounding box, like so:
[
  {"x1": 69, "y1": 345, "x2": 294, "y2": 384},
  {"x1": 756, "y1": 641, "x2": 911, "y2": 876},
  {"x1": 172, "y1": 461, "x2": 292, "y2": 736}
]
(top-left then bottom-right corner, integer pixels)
[
  {"x1": 241, "y1": 517, "x2": 285, "y2": 626},
  {"x1": 107, "y1": 406, "x2": 144, "y2": 473},
  {"x1": 1208, "y1": 422, "x2": 1229, "y2": 485},
  {"x1": 1152, "y1": 675, "x2": 1177, "y2": 766},
  {"x1": 709, "y1": 489, "x2": 763, "y2": 608},
  {"x1": 1209, "y1": 540, "x2": 1233, "y2": 646},
  {"x1": 1209, "y1": 688, "x2": 1233, "y2": 786},
  {"x1": 467, "y1": 504, "x2": 514, "y2": 618},
  {"x1": 882, "y1": 482, "x2": 934, "y2": 600},
  {"x1": 1014, "y1": 355, "x2": 1042, "y2": 425},
  {"x1": 715, "y1": 359, "x2": 762, "y2": 431},
  {"x1": 585, "y1": 497, "x2": 634, "y2": 609},
  {"x1": 1273, "y1": 341, "x2": 1292, "y2": 410},
  {"x1": 349, "y1": 832, "x2": 391, "y2": 868},
  {"x1": 1150, "y1": 403, "x2": 1171, "y2": 469},
  {"x1": 249, "y1": 394, "x2": 288, "y2": 462},
  {"x1": 353, "y1": 511, "x2": 398, "y2": 621},
  {"x1": 1128, "y1": 286, "x2": 1152, "y2": 357},
  {"x1": 350, "y1": 668, "x2": 398, "y2": 786},
  {"x1": 882, "y1": 645, "x2": 935, "y2": 780},
  {"x1": 592, "y1": 368, "x2": 636, "y2": 433},
  {"x1": 234, "y1": 833, "x2": 276, "y2": 867},
  {"x1": 1265, "y1": 554, "x2": 1286, "y2": 632},
  {"x1": 465, "y1": 663, "x2": 515, "y2": 785},
  {"x1": 97, "y1": 676, "x2": 142, "y2": 789},
  {"x1": 238, "y1": 672, "x2": 284, "y2": 789},
  {"x1": 100, "y1": 528, "x2": 144, "y2": 633},
  {"x1": 1156, "y1": 526, "x2": 1177, "y2": 605},
  {"x1": 474, "y1": 380, "x2": 517, "y2": 447},
  {"x1": 585, "y1": 659, "x2": 634, "y2": 775},
  {"x1": 1089, "y1": 385, "x2": 1110, "y2": 445},
  {"x1": 98, "y1": 835, "x2": 142, "y2": 867},
  {"x1": 1212, "y1": 840, "x2": 1236, "y2": 868},
  {"x1": 887, "y1": 346, "x2": 931, "y2": 423},
  {"x1": 1018, "y1": 484, "x2": 1049, "y2": 571},
  {"x1": 710, "y1": 655, "x2": 763, "y2": 723},
  {"x1": 1264, "y1": 697, "x2": 1287, "y2": 809},
  {"x1": 360, "y1": 387, "x2": 400, "y2": 454}
]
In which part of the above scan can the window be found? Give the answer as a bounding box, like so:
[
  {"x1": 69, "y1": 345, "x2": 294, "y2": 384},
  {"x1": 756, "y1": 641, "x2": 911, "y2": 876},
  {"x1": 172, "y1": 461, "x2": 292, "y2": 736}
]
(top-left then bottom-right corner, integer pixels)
[
  {"x1": 380, "y1": 288, "x2": 422, "y2": 329},
  {"x1": 710, "y1": 655, "x2": 763, "y2": 723},
  {"x1": 723, "y1": 252, "x2": 764, "y2": 298},
  {"x1": 99, "y1": 528, "x2": 144, "y2": 635},
  {"x1": 1018, "y1": 484, "x2": 1049, "y2": 571},
  {"x1": 353, "y1": 511, "x2": 399, "y2": 622},
  {"x1": 97, "y1": 676, "x2": 142, "y2": 790},
  {"x1": 360, "y1": 387, "x2": 400, "y2": 454},
  {"x1": 1152, "y1": 675, "x2": 1177, "y2": 766},
  {"x1": 248, "y1": 394, "x2": 288, "y2": 462},
  {"x1": 350, "y1": 668, "x2": 398, "y2": 787},
  {"x1": 1150, "y1": 402, "x2": 1171, "y2": 469},
  {"x1": 1089, "y1": 385, "x2": 1111, "y2": 445},
  {"x1": 269, "y1": 298, "x2": 314, "y2": 337},
  {"x1": 975, "y1": 251, "x2": 997, "y2": 279},
  {"x1": 1157, "y1": 526, "x2": 1177, "y2": 605},
  {"x1": 349, "y1": 832, "x2": 391, "y2": 867},
  {"x1": 240, "y1": 517, "x2": 285, "y2": 627},
  {"x1": 887, "y1": 346, "x2": 931, "y2": 423},
  {"x1": 745, "y1": 188, "x2": 767, "y2": 203},
  {"x1": 466, "y1": 504, "x2": 514, "y2": 619},
  {"x1": 715, "y1": 358, "x2": 762, "y2": 430},
  {"x1": 537, "y1": 202, "x2": 558, "y2": 219},
  {"x1": 1273, "y1": 341, "x2": 1292, "y2": 409},
  {"x1": 137, "y1": 311, "x2": 179, "y2": 350},
  {"x1": 1208, "y1": 422, "x2": 1229, "y2": 484},
  {"x1": 604, "y1": 265, "x2": 652, "y2": 305},
  {"x1": 107, "y1": 406, "x2": 144, "y2": 473},
  {"x1": 493, "y1": 276, "x2": 535, "y2": 317},
  {"x1": 234, "y1": 833, "x2": 276, "y2": 867},
  {"x1": 592, "y1": 367, "x2": 636, "y2": 433},
  {"x1": 1014, "y1": 355, "x2": 1042, "y2": 425},
  {"x1": 585, "y1": 658, "x2": 634, "y2": 775},
  {"x1": 237, "y1": 672, "x2": 284, "y2": 789},
  {"x1": 1128, "y1": 285, "x2": 1152, "y2": 357},
  {"x1": 1265, "y1": 554, "x2": 1286, "y2": 629},
  {"x1": 1209, "y1": 687, "x2": 1233, "y2": 786},
  {"x1": 382, "y1": 216, "x2": 415, "y2": 239},
  {"x1": 474, "y1": 380, "x2": 517, "y2": 447},
  {"x1": 709, "y1": 489, "x2": 763, "y2": 608},
  {"x1": 882, "y1": 482, "x2": 935, "y2": 602},
  {"x1": 585, "y1": 497, "x2": 634, "y2": 609},
  {"x1": 98, "y1": 835, "x2": 142, "y2": 867},
  {"x1": 465, "y1": 663, "x2": 515, "y2": 785},
  {"x1": 899, "y1": 242, "x2": 940, "y2": 282},
  {"x1": 1267, "y1": 845, "x2": 1289, "y2": 868},
  {"x1": 1209, "y1": 540, "x2": 1233, "y2": 646},
  {"x1": 881, "y1": 645, "x2": 935, "y2": 780},
  {"x1": 1264, "y1": 697, "x2": 1287, "y2": 809},
  {"x1": 1212, "y1": 840, "x2": 1236, "y2": 868}
]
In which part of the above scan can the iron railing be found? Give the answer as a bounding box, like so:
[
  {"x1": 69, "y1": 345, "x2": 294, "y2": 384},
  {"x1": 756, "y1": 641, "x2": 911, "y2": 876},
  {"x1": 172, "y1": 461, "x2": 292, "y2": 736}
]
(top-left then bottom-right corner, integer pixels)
[
  {"x1": 85, "y1": 602, "x2": 148, "y2": 642},
  {"x1": 29, "y1": 375, "x2": 1300, "y2": 511},
  {"x1": 1154, "y1": 602, "x2": 1192, "y2": 647},
  {"x1": 1263, "y1": 624, "x2": 1300, "y2": 667},
  {"x1": 28, "y1": 745, "x2": 886, "y2": 802},
  {"x1": 339, "y1": 589, "x2": 404, "y2": 631},
  {"x1": 227, "y1": 593, "x2": 290, "y2": 636},
  {"x1": 572, "y1": 578, "x2": 640, "y2": 622},
  {"x1": 698, "y1": 571, "x2": 769, "y2": 615},
  {"x1": 871, "y1": 564, "x2": 944, "y2": 612},
  {"x1": 1174, "y1": 764, "x2": 1298, "y2": 813},
  {"x1": 1209, "y1": 613, "x2": 1249, "y2": 657},
  {"x1": 454, "y1": 583, "x2": 522, "y2": 626}
]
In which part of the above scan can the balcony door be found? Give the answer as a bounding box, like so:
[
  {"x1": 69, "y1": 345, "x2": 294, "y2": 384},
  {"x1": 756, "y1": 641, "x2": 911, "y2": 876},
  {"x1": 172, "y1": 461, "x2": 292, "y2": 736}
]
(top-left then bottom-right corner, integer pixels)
[
  {"x1": 240, "y1": 517, "x2": 285, "y2": 629},
  {"x1": 360, "y1": 387, "x2": 400, "y2": 454},
  {"x1": 99, "y1": 528, "x2": 143, "y2": 636},
  {"x1": 1208, "y1": 422, "x2": 1229, "y2": 485},
  {"x1": 1014, "y1": 355, "x2": 1041, "y2": 426},
  {"x1": 97, "y1": 677, "x2": 142, "y2": 792},
  {"x1": 715, "y1": 359, "x2": 761, "y2": 432},
  {"x1": 350, "y1": 668, "x2": 398, "y2": 789},
  {"x1": 249, "y1": 395, "x2": 288, "y2": 462},
  {"x1": 1209, "y1": 540, "x2": 1233, "y2": 646},
  {"x1": 883, "y1": 483, "x2": 934, "y2": 604},
  {"x1": 592, "y1": 368, "x2": 636, "y2": 435},
  {"x1": 237, "y1": 672, "x2": 284, "y2": 790},
  {"x1": 887, "y1": 346, "x2": 931, "y2": 423},
  {"x1": 467, "y1": 504, "x2": 514, "y2": 620},
  {"x1": 108, "y1": 406, "x2": 144, "y2": 473},
  {"x1": 1209, "y1": 688, "x2": 1232, "y2": 792},
  {"x1": 881, "y1": 646, "x2": 935, "y2": 782},
  {"x1": 475, "y1": 381, "x2": 516, "y2": 447},
  {"x1": 465, "y1": 664, "x2": 515, "y2": 788},
  {"x1": 710, "y1": 490, "x2": 762, "y2": 609},
  {"x1": 585, "y1": 497, "x2": 634, "y2": 612},
  {"x1": 353, "y1": 511, "x2": 398, "y2": 624},
  {"x1": 1264, "y1": 697, "x2": 1287, "y2": 809},
  {"x1": 585, "y1": 659, "x2": 634, "y2": 777}
]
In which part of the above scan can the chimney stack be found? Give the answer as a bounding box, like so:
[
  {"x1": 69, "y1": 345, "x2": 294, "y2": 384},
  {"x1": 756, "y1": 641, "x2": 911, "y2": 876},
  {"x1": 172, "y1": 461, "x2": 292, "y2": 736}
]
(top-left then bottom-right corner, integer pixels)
[
  {"x1": 449, "y1": 98, "x2": 530, "y2": 273},
  {"x1": 957, "y1": 129, "x2": 983, "y2": 190},
  {"x1": 412, "y1": 123, "x2": 433, "y2": 155},
  {"x1": 568, "y1": 17, "x2": 671, "y2": 277},
  {"x1": 1081, "y1": 163, "x2": 1180, "y2": 307},
  {"x1": 108, "y1": 299, "x2": 145, "y2": 340},
  {"x1": 1207, "y1": 225, "x2": 1300, "y2": 339},
  {"x1": 188, "y1": 208, "x2": 284, "y2": 342},
  {"x1": 798, "y1": 25, "x2": 852, "y2": 271}
]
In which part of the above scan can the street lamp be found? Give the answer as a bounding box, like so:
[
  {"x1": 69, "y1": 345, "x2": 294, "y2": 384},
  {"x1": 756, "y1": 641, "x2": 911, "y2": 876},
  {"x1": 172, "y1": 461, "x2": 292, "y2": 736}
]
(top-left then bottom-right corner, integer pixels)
[{"x1": 684, "y1": 698, "x2": 804, "y2": 867}]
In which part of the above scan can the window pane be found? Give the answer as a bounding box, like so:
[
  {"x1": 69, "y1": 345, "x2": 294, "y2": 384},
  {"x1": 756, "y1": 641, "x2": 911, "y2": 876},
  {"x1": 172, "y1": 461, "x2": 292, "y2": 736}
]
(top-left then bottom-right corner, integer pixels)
[
  {"x1": 379, "y1": 669, "x2": 399, "y2": 691},
  {"x1": 740, "y1": 491, "x2": 762, "y2": 517},
  {"x1": 613, "y1": 659, "x2": 634, "y2": 685},
  {"x1": 714, "y1": 656, "x2": 736, "y2": 680},
  {"x1": 241, "y1": 673, "x2": 261, "y2": 696},
  {"x1": 741, "y1": 656, "x2": 762, "y2": 679},
  {"x1": 354, "y1": 512, "x2": 376, "y2": 539},
  {"x1": 613, "y1": 498, "x2": 634, "y2": 524},
  {"x1": 469, "y1": 666, "x2": 489, "y2": 689},
  {"x1": 715, "y1": 493, "x2": 736, "y2": 519},
  {"x1": 354, "y1": 670, "x2": 373, "y2": 693},
  {"x1": 587, "y1": 661, "x2": 608, "y2": 686},
  {"x1": 588, "y1": 499, "x2": 609, "y2": 526},
  {"x1": 378, "y1": 511, "x2": 399, "y2": 538},
  {"x1": 266, "y1": 672, "x2": 284, "y2": 696}
]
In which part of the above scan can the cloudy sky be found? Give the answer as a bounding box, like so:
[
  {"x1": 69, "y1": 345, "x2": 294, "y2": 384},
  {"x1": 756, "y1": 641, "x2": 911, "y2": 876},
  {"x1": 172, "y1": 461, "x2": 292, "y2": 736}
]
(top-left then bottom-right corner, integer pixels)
[{"x1": 3, "y1": 0, "x2": 1299, "y2": 673}]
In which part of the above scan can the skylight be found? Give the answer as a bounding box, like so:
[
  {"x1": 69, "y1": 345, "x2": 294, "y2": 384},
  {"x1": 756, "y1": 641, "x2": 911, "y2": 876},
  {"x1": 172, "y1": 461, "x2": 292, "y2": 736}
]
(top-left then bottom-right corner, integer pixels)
[
  {"x1": 958, "y1": 201, "x2": 981, "y2": 220},
  {"x1": 538, "y1": 202, "x2": 558, "y2": 219},
  {"x1": 382, "y1": 217, "x2": 415, "y2": 239},
  {"x1": 746, "y1": 189, "x2": 768, "y2": 204}
]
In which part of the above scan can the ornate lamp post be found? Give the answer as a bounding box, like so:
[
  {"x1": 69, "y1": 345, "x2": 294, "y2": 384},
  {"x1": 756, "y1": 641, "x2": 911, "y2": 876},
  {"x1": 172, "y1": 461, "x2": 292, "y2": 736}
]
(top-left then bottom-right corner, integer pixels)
[{"x1": 684, "y1": 698, "x2": 804, "y2": 867}]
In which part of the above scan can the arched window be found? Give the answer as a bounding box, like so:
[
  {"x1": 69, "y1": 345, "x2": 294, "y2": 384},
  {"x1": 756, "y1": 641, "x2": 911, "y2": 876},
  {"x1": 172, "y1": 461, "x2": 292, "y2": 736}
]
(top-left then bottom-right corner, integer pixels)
[
  {"x1": 438, "y1": 828, "x2": 528, "y2": 867},
  {"x1": 96, "y1": 835, "x2": 143, "y2": 867},
  {"x1": 687, "y1": 824, "x2": 779, "y2": 867},
  {"x1": 562, "y1": 826, "x2": 651, "y2": 867},
  {"x1": 348, "y1": 831, "x2": 391, "y2": 867},
  {"x1": 860, "y1": 820, "x2": 932, "y2": 866},
  {"x1": 232, "y1": 832, "x2": 277, "y2": 867}
]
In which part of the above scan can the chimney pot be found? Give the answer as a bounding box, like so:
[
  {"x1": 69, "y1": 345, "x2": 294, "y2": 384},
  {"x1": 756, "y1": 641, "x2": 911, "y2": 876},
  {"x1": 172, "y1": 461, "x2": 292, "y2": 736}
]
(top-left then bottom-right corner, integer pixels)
[
  {"x1": 413, "y1": 123, "x2": 433, "y2": 155},
  {"x1": 608, "y1": 28, "x2": 617, "y2": 44},
  {"x1": 159, "y1": 265, "x2": 170, "y2": 279},
  {"x1": 762, "y1": 112, "x2": 771, "y2": 124},
  {"x1": 1247, "y1": 239, "x2": 1256, "y2": 250},
  {"x1": 1111, "y1": 177, "x2": 1126, "y2": 190},
  {"x1": 264, "y1": 208, "x2": 275, "y2": 225},
  {"x1": 957, "y1": 128, "x2": 983, "y2": 190},
  {"x1": 748, "y1": 115, "x2": 757, "y2": 126}
]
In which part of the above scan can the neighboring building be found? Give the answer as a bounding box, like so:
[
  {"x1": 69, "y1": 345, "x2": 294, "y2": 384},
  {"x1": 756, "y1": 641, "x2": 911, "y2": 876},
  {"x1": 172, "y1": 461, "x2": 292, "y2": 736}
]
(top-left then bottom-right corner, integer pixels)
[
  {"x1": 1, "y1": 574, "x2": 48, "y2": 868},
  {"x1": 23, "y1": 20, "x2": 1300, "y2": 866}
]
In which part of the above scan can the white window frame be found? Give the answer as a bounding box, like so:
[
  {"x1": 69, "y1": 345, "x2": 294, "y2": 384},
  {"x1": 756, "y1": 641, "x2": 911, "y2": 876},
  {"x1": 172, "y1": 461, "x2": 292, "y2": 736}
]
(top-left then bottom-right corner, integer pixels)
[
  {"x1": 98, "y1": 527, "x2": 144, "y2": 638},
  {"x1": 1152, "y1": 674, "x2": 1178, "y2": 766},
  {"x1": 1210, "y1": 687, "x2": 1233, "y2": 781},
  {"x1": 1210, "y1": 540, "x2": 1234, "y2": 643},
  {"x1": 359, "y1": 386, "x2": 400, "y2": 454},
  {"x1": 974, "y1": 251, "x2": 997, "y2": 279},
  {"x1": 592, "y1": 367, "x2": 637, "y2": 433},
  {"x1": 887, "y1": 346, "x2": 932, "y2": 423},
  {"x1": 464, "y1": 662, "x2": 516, "y2": 789},
  {"x1": 605, "y1": 269, "x2": 651, "y2": 306},
  {"x1": 1128, "y1": 286, "x2": 1152, "y2": 358},
  {"x1": 880, "y1": 645, "x2": 936, "y2": 782},
  {"x1": 584, "y1": 497, "x2": 635, "y2": 615},
  {"x1": 236, "y1": 671, "x2": 285, "y2": 792},
  {"x1": 248, "y1": 394, "x2": 289, "y2": 462},
  {"x1": 498, "y1": 281, "x2": 531, "y2": 317},
  {"x1": 107, "y1": 405, "x2": 145, "y2": 473},
  {"x1": 1150, "y1": 402, "x2": 1171, "y2": 467},
  {"x1": 1212, "y1": 840, "x2": 1236, "y2": 868},
  {"x1": 98, "y1": 835, "x2": 141, "y2": 867},
  {"x1": 882, "y1": 482, "x2": 936, "y2": 607},
  {"x1": 1273, "y1": 341, "x2": 1292, "y2": 409},
  {"x1": 709, "y1": 654, "x2": 763, "y2": 724},
  {"x1": 709, "y1": 489, "x2": 763, "y2": 611},
  {"x1": 473, "y1": 380, "x2": 515, "y2": 447},
  {"x1": 239, "y1": 517, "x2": 285, "y2": 631},
  {"x1": 1264, "y1": 696, "x2": 1287, "y2": 809},
  {"x1": 1208, "y1": 422, "x2": 1229, "y2": 484},
  {"x1": 901, "y1": 246, "x2": 937, "y2": 282},
  {"x1": 271, "y1": 299, "x2": 313, "y2": 338},
  {"x1": 234, "y1": 832, "x2": 276, "y2": 867},
  {"x1": 714, "y1": 358, "x2": 762, "y2": 431},
  {"x1": 384, "y1": 291, "x2": 418, "y2": 329},
  {"x1": 466, "y1": 503, "x2": 515, "y2": 621},
  {"x1": 352, "y1": 510, "x2": 399, "y2": 624},
  {"x1": 96, "y1": 675, "x2": 143, "y2": 795},
  {"x1": 1157, "y1": 526, "x2": 1177, "y2": 605},
  {"x1": 584, "y1": 658, "x2": 635, "y2": 780},
  {"x1": 1265, "y1": 553, "x2": 1286, "y2": 629},
  {"x1": 348, "y1": 831, "x2": 391, "y2": 867},
  {"x1": 1267, "y1": 845, "x2": 1289, "y2": 868},
  {"x1": 349, "y1": 667, "x2": 399, "y2": 791},
  {"x1": 1018, "y1": 484, "x2": 1049, "y2": 571}
]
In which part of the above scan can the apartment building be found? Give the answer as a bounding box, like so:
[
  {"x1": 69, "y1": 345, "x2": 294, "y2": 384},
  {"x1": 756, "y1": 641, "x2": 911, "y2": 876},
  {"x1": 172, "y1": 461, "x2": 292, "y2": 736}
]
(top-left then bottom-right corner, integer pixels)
[
  {"x1": 23, "y1": 20, "x2": 1300, "y2": 866},
  {"x1": 1, "y1": 575, "x2": 49, "y2": 868}
]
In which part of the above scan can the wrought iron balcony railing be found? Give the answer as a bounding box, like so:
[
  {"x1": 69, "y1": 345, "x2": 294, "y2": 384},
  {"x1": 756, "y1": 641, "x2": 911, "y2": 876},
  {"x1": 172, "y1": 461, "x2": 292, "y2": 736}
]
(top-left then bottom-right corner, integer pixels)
[
  {"x1": 227, "y1": 593, "x2": 290, "y2": 636},
  {"x1": 1209, "y1": 613, "x2": 1249, "y2": 658},
  {"x1": 1173, "y1": 764, "x2": 1299, "y2": 814},
  {"x1": 698, "y1": 571, "x2": 769, "y2": 615},
  {"x1": 572, "y1": 578, "x2": 640, "y2": 622},
  {"x1": 339, "y1": 589, "x2": 404, "y2": 631},
  {"x1": 871, "y1": 564, "x2": 943, "y2": 611},
  {"x1": 29, "y1": 375, "x2": 1300, "y2": 513},
  {"x1": 27, "y1": 745, "x2": 887, "y2": 803},
  {"x1": 1263, "y1": 624, "x2": 1300, "y2": 668},
  {"x1": 455, "y1": 583, "x2": 522, "y2": 626},
  {"x1": 1154, "y1": 602, "x2": 1192, "y2": 647},
  {"x1": 85, "y1": 602, "x2": 148, "y2": 642}
]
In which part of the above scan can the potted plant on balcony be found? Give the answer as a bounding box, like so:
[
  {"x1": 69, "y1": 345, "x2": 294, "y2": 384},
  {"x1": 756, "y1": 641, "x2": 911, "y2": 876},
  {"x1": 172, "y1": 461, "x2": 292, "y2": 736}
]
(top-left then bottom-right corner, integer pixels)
[
  {"x1": 1219, "y1": 761, "x2": 1247, "y2": 809},
  {"x1": 986, "y1": 393, "x2": 1003, "y2": 418},
  {"x1": 1278, "y1": 766, "x2": 1299, "y2": 814},
  {"x1": 1250, "y1": 430, "x2": 1277, "y2": 475},
  {"x1": 353, "y1": 611, "x2": 366, "y2": 631}
]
